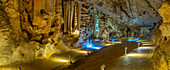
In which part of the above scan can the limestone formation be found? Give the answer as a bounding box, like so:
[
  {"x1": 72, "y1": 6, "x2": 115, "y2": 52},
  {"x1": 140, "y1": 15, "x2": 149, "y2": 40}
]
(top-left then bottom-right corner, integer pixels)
[
  {"x1": 0, "y1": 0, "x2": 169, "y2": 69},
  {"x1": 0, "y1": 0, "x2": 68, "y2": 66},
  {"x1": 152, "y1": 1, "x2": 170, "y2": 69}
]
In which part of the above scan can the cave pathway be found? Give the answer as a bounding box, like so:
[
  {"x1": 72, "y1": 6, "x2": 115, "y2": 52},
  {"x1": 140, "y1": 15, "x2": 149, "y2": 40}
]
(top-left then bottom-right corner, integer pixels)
[{"x1": 114, "y1": 40, "x2": 155, "y2": 70}]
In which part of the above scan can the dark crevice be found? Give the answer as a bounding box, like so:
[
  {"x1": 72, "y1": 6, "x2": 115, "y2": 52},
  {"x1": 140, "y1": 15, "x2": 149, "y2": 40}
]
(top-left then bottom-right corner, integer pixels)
[
  {"x1": 22, "y1": 53, "x2": 24, "y2": 57},
  {"x1": 120, "y1": 5, "x2": 131, "y2": 18},
  {"x1": 25, "y1": 30, "x2": 32, "y2": 39},
  {"x1": 143, "y1": 11, "x2": 147, "y2": 14},
  {"x1": 51, "y1": 21, "x2": 56, "y2": 28},
  {"x1": 164, "y1": 36, "x2": 167, "y2": 40},
  {"x1": 34, "y1": 40, "x2": 42, "y2": 44},
  {"x1": 25, "y1": 9, "x2": 33, "y2": 27},
  {"x1": 49, "y1": 32, "x2": 54, "y2": 36},
  {"x1": 144, "y1": 0, "x2": 158, "y2": 12}
]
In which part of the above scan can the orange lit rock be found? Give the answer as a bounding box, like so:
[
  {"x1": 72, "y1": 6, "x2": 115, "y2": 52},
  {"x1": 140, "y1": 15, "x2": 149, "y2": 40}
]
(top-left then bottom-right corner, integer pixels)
[{"x1": 152, "y1": 1, "x2": 170, "y2": 70}]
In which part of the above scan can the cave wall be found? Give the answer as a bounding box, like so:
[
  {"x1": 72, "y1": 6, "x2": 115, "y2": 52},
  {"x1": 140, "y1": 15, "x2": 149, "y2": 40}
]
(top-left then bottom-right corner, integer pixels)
[
  {"x1": 0, "y1": 0, "x2": 14, "y2": 65},
  {"x1": 0, "y1": 0, "x2": 68, "y2": 66},
  {"x1": 152, "y1": 1, "x2": 170, "y2": 69},
  {"x1": 0, "y1": 0, "x2": 169, "y2": 67}
]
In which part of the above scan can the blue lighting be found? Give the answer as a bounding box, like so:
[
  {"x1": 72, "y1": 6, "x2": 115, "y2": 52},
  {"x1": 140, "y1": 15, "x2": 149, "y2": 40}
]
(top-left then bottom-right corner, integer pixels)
[
  {"x1": 83, "y1": 40, "x2": 102, "y2": 50},
  {"x1": 112, "y1": 39, "x2": 115, "y2": 44},
  {"x1": 128, "y1": 37, "x2": 141, "y2": 42},
  {"x1": 96, "y1": 15, "x2": 100, "y2": 31}
]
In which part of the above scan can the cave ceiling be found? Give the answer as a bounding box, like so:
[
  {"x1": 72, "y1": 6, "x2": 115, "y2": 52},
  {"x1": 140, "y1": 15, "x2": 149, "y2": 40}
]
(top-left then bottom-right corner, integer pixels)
[{"x1": 80, "y1": 0, "x2": 163, "y2": 27}]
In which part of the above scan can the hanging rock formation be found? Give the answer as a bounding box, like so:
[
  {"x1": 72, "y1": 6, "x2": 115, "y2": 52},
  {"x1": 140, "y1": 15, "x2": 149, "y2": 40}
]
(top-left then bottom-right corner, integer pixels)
[
  {"x1": 86, "y1": 0, "x2": 163, "y2": 27},
  {"x1": 0, "y1": 0, "x2": 169, "y2": 69},
  {"x1": 82, "y1": 0, "x2": 163, "y2": 39},
  {"x1": 0, "y1": 0, "x2": 68, "y2": 66}
]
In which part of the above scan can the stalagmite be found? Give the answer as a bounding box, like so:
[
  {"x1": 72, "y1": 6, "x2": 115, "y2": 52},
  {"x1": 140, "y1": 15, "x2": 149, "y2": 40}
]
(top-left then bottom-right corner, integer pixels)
[{"x1": 0, "y1": 0, "x2": 169, "y2": 70}]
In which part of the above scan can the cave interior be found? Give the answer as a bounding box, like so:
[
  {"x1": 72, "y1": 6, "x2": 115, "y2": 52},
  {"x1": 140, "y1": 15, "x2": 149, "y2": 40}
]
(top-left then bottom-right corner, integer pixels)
[{"x1": 0, "y1": 0, "x2": 169, "y2": 70}]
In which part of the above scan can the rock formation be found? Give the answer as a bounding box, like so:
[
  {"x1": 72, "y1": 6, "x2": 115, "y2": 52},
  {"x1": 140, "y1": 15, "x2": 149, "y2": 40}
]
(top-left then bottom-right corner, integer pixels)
[
  {"x1": 0, "y1": 0, "x2": 68, "y2": 66},
  {"x1": 152, "y1": 0, "x2": 170, "y2": 69},
  {"x1": 0, "y1": 0, "x2": 169, "y2": 69}
]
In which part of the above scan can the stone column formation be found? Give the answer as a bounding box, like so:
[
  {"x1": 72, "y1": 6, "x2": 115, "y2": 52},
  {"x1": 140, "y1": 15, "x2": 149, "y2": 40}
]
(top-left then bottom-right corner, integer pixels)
[
  {"x1": 63, "y1": 0, "x2": 82, "y2": 34},
  {"x1": 0, "y1": 0, "x2": 168, "y2": 68},
  {"x1": 0, "y1": 0, "x2": 69, "y2": 65}
]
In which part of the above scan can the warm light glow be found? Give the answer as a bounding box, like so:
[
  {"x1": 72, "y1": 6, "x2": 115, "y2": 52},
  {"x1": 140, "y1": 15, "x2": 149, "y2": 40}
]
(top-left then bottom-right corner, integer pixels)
[
  {"x1": 142, "y1": 43, "x2": 154, "y2": 46},
  {"x1": 136, "y1": 40, "x2": 148, "y2": 42},
  {"x1": 141, "y1": 42, "x2": 152, "y2": 43},
  {"x1": 127, "y1": 53, "x2": 143, "y2": 57},
  {"x1": 71, "y1": 29, "x2": 80, "y2": 36},
  {"x1": 127, "y1": 54, "x2": 137, "y2": 56},
  {"x1": 71, "y1": 49, "x2": 90, "y2": 54},
  {"x1": 138, "y1": 47, "x2": 154, "y2": 49},
  {"x1": 51, "y1": 58, "x2": 69, "y2": 63},
  {"x1": 103, "y1": 43, "x2": 112, "y2": 46},
  {"x1": 77, "y1": 51, "x2": 88, "y2": 54},
  {"x1": 114, "y1": 41, "x2": 122, "y2": 44},
  {"x1": 58, "y1": 59, "x2": 68, "y2": 62}
]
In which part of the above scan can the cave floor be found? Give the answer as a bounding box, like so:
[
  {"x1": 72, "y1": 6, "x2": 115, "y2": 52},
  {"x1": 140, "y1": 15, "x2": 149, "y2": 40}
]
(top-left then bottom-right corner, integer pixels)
[
  {"x1": 0, "y1": 39, "x2": 155, "y2": 70},
  {"x1": 114, "y1": 41, "x2": 154, "y2": 70},
  {"x1": 63, "y1": 40, "x2": 155, "y2": 70}
]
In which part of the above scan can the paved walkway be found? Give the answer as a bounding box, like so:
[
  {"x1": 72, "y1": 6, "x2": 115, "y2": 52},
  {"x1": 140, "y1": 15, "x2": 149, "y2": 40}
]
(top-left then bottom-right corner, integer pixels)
[{"x1": 114, "y1": 40, "x2": 154, "y2": 70}]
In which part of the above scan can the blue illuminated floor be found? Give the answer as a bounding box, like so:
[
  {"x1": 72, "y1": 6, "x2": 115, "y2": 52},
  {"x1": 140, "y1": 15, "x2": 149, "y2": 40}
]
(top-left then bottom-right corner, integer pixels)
[
  {"x1": 81, "y1": 39, "x2": 117, "y2": 50},
  {"x1": 81, "y1": 40, "x2": 103, "y2": 50}
]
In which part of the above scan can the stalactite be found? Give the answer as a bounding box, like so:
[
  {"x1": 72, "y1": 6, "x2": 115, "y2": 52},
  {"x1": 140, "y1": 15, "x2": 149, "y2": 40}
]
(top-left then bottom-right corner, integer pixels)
[
  {"x1": 67, "y1": 0, "x2": 71, "y2": 33},
  {"x1": 63, "y1": 1, "x2": 68, "y2": 33},
  {"x1": 77, "y1": 1, "x2": 82, "y2": 31}
]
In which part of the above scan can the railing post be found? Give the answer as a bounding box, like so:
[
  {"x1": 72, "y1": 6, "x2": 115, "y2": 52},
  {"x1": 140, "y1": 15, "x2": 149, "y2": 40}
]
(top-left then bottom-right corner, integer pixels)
[
  {"x1": 69, "y1": 55, "x2": 72, "y2": 64},
  {"x1": 125, "y1": 47, "x2": 127, "y2": 55},
  {"x1": 138, "y1": 43, "x2": 140, "y2": 47}
]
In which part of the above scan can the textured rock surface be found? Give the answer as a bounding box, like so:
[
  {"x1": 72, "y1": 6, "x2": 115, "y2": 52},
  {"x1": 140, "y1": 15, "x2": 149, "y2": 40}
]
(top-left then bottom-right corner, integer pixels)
[
  {"x1": 87, "y1": 0, "x2": 163, "y2": 27},
  {"x1": 82, "y1": 0, "x2": 163, "y2": 40},
  {"x1": 0, "y1": 0, "x2": 68, "y2": 66},
  {"x1": 152, "y1": 1, "x2": 170, "y2": 70},
  {"x1": 0, "y1": 0, "x2": 168, "y2": 68},
  {"x1": 0, "y1": 0, "x2": 13, "y2": 65}
]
